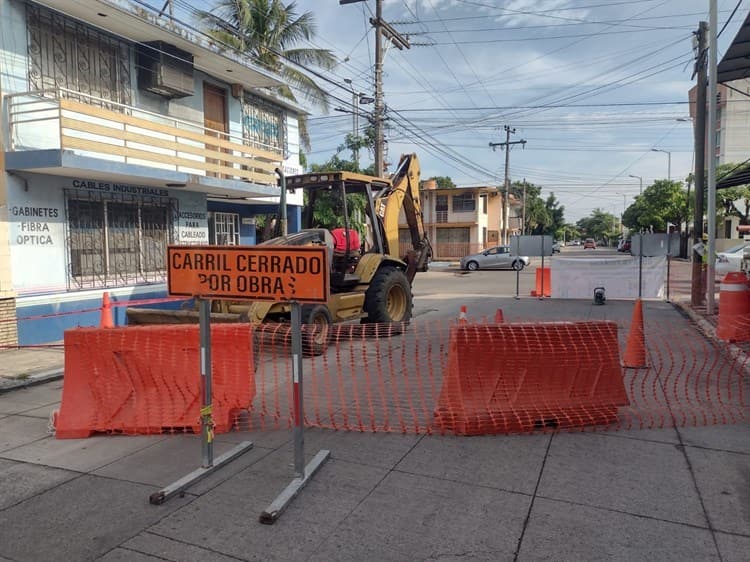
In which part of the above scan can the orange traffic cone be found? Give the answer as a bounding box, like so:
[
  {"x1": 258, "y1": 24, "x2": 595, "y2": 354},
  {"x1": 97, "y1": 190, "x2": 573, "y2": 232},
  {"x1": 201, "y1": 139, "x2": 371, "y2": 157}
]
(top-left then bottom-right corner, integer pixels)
[
  {"x1": 100, "y1": 292, "x2": 114, "y2": 328},
  {"x1": 459, "y1": 305, "x2": 467, "y2": 324},
  {"x1": 495, "y1": 308, "x2": 504, "y2": 323},
  {"x1": 623, "y1": 298, "x2": 647, "y2": 368}
]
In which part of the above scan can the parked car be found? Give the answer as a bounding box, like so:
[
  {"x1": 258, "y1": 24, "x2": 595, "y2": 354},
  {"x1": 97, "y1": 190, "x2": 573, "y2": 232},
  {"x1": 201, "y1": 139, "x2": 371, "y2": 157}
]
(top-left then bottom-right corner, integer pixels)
[
  {"x1": 460, "y1": 245, "x2": 530, "y2": 271},
  {"x1": 583, "y1": 238, "x2": 596, "y2": 249},
  {"x1": 716, "y1": 243, "x2": 749, "y2": 276},
  {"x1": 552, "y1": 241, "x2": 561, "y2": 253}
]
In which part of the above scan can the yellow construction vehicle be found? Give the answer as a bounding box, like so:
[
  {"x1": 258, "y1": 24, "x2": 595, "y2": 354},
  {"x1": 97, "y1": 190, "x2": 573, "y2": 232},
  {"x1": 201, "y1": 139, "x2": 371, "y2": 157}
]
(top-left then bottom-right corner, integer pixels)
[{"x1": 127, "y1": 153, "x2": 431, "y2": 353}]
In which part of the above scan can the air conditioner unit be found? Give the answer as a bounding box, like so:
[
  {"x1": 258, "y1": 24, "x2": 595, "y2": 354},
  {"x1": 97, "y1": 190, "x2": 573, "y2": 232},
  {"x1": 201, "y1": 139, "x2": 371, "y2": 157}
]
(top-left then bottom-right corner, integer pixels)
[{"x1": 137, "y1": 41, "x2": 194, "y2": 98}]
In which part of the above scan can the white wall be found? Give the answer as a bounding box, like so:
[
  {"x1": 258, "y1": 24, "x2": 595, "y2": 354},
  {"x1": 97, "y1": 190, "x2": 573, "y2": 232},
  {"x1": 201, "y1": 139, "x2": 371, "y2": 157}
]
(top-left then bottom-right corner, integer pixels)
[
  {"x1": 721, "y1": 79, "x2": 750, "y2": 165},
  {"x1": 7, "y1": 173, "x2": 206, "y2": 295}
]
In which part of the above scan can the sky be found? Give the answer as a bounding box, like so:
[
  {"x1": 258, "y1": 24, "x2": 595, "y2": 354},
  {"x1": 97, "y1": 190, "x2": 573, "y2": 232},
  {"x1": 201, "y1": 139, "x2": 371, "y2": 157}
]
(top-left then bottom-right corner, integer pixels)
[
  {"x1": 295, "y1": 0, "x2": 746, "y2": 224},
  {"x1": 152, "y1": 0, "x2": 748, "y2": 224}
]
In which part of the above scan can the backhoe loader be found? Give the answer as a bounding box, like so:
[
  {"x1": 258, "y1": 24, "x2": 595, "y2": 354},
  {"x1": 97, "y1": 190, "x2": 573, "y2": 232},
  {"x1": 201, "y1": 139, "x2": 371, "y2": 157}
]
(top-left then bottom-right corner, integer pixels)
[{"x1": 127, "y1": 153, "x2": 432, "y2": 354}]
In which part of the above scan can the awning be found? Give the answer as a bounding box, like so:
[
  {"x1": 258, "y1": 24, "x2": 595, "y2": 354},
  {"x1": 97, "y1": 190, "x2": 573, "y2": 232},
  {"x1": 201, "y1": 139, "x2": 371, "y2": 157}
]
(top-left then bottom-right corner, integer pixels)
[
  {"x1": 718, "y1": 11, "x2": 750, "y2": 83},
  {"x1": 717, "y1": 165, "x2": 750, "y2": 189}
]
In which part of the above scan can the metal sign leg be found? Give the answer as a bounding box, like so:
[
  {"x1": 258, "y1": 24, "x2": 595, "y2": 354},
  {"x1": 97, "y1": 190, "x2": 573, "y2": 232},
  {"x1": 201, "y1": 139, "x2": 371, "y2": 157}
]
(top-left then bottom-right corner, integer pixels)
[
  {"x1": 200, "y1": 298, "x2": 214, "y2": 468},
  {"x1": 259, "y1": 301, "x2": 330, "y2": 524},
  {"x1": 150, "y1": 298, "x2": 254, "y2": 505}
]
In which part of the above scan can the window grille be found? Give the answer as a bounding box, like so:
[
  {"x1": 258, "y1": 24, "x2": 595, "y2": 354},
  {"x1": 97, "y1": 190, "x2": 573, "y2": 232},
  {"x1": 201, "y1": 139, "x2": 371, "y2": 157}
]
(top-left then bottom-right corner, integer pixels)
[
  {"x1": 65, "y1": 190, "x2": 177, "y2": 289},
  {"x1": 242, "y1": 93, "x2": 285, "y2": 154},
  {"x1": 209, "y1": 212, "x2": 240, "y2": 245},
  {"x1": 27, "y1": 3, "x2": 133, "y2": 107},
  {"x1": 452, "y1": 193, "x2": 476, "y2": 212}
]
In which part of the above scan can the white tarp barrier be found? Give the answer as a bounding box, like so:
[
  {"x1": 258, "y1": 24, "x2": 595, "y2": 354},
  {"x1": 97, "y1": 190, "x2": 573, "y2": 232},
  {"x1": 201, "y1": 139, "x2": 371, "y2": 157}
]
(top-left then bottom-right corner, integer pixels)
[{"x1": 551, "y1": 256, "x2": 667, "y2": 299}]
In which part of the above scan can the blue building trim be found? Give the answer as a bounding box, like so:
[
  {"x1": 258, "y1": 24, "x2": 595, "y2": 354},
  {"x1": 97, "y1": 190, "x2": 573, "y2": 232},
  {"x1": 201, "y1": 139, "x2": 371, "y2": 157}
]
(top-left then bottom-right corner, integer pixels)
[{"x1": 16, "y1": 288, "x2": 191, "y2": 345}]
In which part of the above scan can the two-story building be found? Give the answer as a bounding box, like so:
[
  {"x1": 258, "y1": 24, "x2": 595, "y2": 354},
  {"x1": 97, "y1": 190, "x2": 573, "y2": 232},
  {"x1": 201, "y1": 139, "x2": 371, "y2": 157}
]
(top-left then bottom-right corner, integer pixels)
[
  {"x1": 1, "y1": 0, "x2": 306, "y2": 344},
  {"x1": 399, "y1": 180, "x2": 520, "y2": 260}
]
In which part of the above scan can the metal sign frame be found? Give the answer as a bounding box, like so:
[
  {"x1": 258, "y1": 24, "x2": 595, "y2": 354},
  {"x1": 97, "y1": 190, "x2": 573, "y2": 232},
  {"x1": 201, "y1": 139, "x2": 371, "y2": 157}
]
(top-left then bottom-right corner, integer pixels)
[{"x1": 152, "y1": 245, "x2": 331, "y2": 513}]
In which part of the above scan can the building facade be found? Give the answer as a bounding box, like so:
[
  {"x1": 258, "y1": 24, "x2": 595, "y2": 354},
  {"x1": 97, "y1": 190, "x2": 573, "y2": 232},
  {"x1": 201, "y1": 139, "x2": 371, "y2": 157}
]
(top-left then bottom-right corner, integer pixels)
[
  {"x1": 400, "y1": 180, "x2": 521, "y2": 259},
  {"x1": 1, "y1": 0, "x2": 305, "y2": 344},
  {"x1": 689, "y1": 78, "x2": 750, "y2": 241}
]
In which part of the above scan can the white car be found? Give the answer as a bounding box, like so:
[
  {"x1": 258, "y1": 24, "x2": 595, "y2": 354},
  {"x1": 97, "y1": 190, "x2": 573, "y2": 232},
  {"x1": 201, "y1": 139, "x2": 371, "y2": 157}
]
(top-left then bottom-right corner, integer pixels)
[
  {"x1": 460, "y1": 245, "x2": 530, "y2": 271},
  {"x1": 716, "y1": 243, "x2": 749, "y2": 276}
]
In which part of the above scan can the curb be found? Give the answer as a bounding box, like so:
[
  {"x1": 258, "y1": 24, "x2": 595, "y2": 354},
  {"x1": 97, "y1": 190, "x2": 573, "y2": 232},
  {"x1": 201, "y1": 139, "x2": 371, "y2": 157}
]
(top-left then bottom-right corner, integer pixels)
[
  {"x1": 0, "y1": 368, "x2": 64, "y2": 394},
  {"x1": 670, "y1": 299, "x2": 750, "y2": 370}
]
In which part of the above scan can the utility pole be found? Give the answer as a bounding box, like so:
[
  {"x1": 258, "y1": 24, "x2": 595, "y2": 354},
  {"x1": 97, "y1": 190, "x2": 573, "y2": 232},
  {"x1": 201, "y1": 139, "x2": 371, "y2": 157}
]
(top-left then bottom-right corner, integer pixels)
[
  {"x1": 374, "y1": 0, "x2": 384, "y2": 177},
  {"x1": 522, "y1": 178, "x2": 527, "y2": 235},
  {"x1": 692, "y1": 21, "x2": 708, "y2": 307},
  {"x1": 341, "y1": 0, "x2": 410, "y2": 177},
  {"x1": 490, "y1": 126, "x2": 526, "y2": 244},
  {"x1": 343, "y1": 79, "x2": 360, "y2": 167},
  {"x1": 707, "y1": 0, "x2": 718, "y2": 315}
]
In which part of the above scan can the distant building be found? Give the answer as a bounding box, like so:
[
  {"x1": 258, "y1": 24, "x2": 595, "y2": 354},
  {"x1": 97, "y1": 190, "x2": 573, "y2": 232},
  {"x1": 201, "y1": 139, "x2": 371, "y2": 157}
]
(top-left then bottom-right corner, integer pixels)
[
  {"x1": 690, "y1": 78, "x2": 750, "y2": 240},
  {"x1": 398, "y1": 179, "x2": 521, "y2": 259},
  {"x1": 0, "y1": 0, "x2": 306, "y2": 344}
]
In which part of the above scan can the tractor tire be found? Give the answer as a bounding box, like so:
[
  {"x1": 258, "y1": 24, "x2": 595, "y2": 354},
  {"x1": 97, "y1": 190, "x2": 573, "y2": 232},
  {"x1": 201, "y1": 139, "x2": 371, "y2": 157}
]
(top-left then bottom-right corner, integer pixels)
[
  {"x1": 363, "y1": 266, "x2": 413, "y2": 330},
  {"x1": 301, "y1": 304, "x2": 332, "y2": 356}
]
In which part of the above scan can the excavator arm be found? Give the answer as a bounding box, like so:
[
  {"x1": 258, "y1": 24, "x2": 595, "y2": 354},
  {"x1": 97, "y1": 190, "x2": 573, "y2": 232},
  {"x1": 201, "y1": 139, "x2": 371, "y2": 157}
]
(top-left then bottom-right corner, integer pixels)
[{"x1": 374, "y1": 153, "x2": 431, "y2": 282}]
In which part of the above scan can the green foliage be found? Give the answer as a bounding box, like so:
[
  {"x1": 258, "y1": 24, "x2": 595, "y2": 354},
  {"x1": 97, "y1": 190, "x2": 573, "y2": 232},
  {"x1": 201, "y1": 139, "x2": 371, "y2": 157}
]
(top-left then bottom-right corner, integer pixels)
[
  {"x1": 509, "y1": 180, "x2": 559, "y2": 235},
  {"x1": 577, "y1": 208, "x2": 618, "y2": 242},
  {"x1": 559, "y1": 224, "x2": 581, "y2": 242},
  {"x1": 199, "y1": 0, "x2": 336, "y2": 149},
  {"x1": 306, "y1": 134, "x2": 376, "y2": 234},
  {"x1": 544, "y1": 193, "x2": 566, "y2": 236},
  {"x1": 302, "y1": 190, "x2": 368, "y2": 234},
  {"x1": 716, "y1": 162, "x2": 750, "y2": 224},
  {"x1": 622, "y1": 180, "x2": 687, "y2": 232},
  {"x1": 428, "y1": 176, "x2": 456, "y2": 189}
]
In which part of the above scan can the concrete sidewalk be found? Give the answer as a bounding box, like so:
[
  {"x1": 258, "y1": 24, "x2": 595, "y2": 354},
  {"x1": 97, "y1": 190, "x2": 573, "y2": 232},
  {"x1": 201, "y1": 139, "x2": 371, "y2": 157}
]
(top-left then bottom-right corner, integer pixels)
[
  {"x1": 0, "y1": 263, "x2": 748, "y2": 561},
  {"x1": 0, "y1": 346, "x2": 64, "y2": 392}
]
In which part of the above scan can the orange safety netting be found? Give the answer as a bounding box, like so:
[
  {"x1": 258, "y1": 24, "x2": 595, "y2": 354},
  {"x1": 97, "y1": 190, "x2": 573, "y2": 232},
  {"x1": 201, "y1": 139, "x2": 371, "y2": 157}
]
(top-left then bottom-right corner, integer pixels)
[{"x1": 56, "y1": 315, "x2": 748, "y2": 438}]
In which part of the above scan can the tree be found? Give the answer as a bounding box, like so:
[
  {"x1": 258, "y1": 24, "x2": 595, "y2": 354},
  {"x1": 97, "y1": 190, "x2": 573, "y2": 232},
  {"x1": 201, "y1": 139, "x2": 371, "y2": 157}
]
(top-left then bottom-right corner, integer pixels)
[
  {"x1": 428, "y1": 176, "x2": 456, "y2": 189},
  {"x1": 199, "y1": 0, "x2": 336, "y2": 148},
  {"x1": 559, "y1": 223, "x2": 581, "y2": 243},
  {"x1": 306, "y1": 135, "x2": 373, "y2": 232},
  {"x1": 577, "y1": 208, "x2": 618, "y2": 244},
  {"x1": 715, "y1": 162, "x2": 750, "y2": 225},
  {"x1": 622, "y1": 179, "x2": 687, "y2": 232},
  {"x1": 544, "y1": 193, "x2": 566, "y2": 237},
  {"x1": 509, "y1": 180, "x2": 551, "y2": 234}
]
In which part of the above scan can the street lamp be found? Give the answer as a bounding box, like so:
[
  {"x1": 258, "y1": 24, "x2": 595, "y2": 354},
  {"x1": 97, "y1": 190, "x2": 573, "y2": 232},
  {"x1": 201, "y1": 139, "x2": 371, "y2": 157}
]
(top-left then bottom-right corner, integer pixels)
[
  {"x1": 616, "y1": 192, "x2": 628, "y2": 233},
  {"x1": 651, "y1": 148, "x2": 672, "y2": 181},
  {"x1": 628, "y1": 174, "x2": 643, "y2": 195}
]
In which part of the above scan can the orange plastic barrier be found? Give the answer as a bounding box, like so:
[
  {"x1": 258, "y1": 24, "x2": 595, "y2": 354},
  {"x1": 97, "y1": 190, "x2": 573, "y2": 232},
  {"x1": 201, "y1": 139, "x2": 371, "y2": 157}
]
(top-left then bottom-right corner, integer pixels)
[
  {"x1": 55, "y1": 324, "x2": 255, "y2": 438},
  {"x1": 717, "y1": 272, "x2": 750, "y2": 342},
  {"x1": 530, "y1": 267, "x2": 551, "y2": 297},
  {"x1": 433, "y1": 321, "x2": 629, "y2": 435}
]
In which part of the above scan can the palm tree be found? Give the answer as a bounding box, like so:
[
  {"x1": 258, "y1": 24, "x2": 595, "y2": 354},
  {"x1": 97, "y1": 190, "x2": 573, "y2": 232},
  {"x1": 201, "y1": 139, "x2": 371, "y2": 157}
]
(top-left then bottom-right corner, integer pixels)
[{"x1": 199, "y1": 0, "x2": 336, "y2": 148}]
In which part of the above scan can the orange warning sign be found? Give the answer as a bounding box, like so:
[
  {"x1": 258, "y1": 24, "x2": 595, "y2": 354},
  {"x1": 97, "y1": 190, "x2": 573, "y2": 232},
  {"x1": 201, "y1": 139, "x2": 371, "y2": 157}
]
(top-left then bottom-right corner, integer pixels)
[{"x1": 167, "y1": 245, "x2": 329, "y2": 303}]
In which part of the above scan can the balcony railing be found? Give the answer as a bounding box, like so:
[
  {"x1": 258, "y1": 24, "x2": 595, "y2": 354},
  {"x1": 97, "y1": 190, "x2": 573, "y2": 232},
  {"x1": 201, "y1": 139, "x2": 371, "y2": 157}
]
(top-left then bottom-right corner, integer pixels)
[
  {"x1": 6, "y1": 88, "x2": 283, "y2": 186},
  {"x1": 436, "y1": 210, "x2": 448, "y2": 223}
]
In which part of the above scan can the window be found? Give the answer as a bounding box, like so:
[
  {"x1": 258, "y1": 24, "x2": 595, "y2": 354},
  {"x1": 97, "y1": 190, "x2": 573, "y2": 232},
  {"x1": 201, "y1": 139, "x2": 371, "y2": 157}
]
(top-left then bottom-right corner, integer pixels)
[
  {"x1": 452, "y1": 192, "x2": 475, "y2": 212},
  {"x1": 482, "y1": 195, "x2": 488, "y2": 214},
  {"x1": 209, "y1": 212, "x2": 240, "y2": 245},
  {"x1": 27, "y1": 4, "x2": 132, "y2": 106},
  {"x1": 242, "y1": 93, "x2": 286, "y2": 154},
  {"x1": 436, "y1": 194, "x2": 448, "y2": 223},
  {"x1": 66, "y1": 191, "x2": 175, "y2": 289}
]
